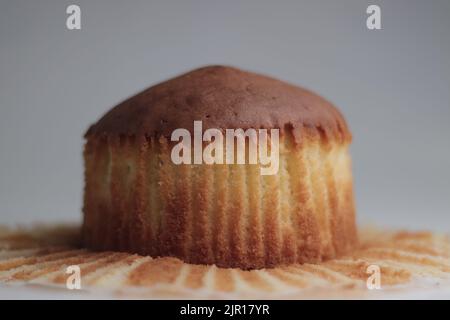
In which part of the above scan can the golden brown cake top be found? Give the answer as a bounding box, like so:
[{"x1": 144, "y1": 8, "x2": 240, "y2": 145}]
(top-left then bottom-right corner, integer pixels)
[{"x1": 85, "y1": 65, "x2": 351, "y2": 142}]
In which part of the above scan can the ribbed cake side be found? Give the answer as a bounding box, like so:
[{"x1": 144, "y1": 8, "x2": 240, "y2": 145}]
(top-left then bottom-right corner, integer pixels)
[{"x1": 82, "y1": 128, "x2": 356, "y2": 269}]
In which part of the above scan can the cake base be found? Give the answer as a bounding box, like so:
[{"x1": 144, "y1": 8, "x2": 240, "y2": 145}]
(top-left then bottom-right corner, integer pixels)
[{"x1": 1, "y1": 225, "x2": 449, "y2": 299}]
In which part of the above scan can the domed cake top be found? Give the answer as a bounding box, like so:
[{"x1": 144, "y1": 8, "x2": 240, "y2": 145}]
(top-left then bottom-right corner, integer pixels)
[{"x1": 86, "y1": 65, "x2": 351, "y2": 142}]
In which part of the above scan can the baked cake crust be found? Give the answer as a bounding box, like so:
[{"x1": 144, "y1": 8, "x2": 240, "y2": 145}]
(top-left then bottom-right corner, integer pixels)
[
  {"x1": 83, "y1": 66, "x2": 357, "y2": 269},
  {"x1": 85, "y1": 65, "x2": 351, "y2": 143}
]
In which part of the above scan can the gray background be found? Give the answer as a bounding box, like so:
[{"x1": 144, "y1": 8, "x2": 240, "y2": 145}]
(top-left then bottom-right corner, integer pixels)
[{"x1": 1, "y1": 0, "x2": 449, "y2": 231}]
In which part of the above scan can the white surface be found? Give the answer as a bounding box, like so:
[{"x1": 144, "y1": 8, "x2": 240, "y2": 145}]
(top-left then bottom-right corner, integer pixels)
[{"x1": 1, "y1": 281, "x2": 450, "y2": 300}]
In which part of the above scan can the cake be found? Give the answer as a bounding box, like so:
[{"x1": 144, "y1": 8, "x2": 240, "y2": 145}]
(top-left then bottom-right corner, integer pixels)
[{"x1": 82, "y1": 65, "x2": 357, "y2": 269}]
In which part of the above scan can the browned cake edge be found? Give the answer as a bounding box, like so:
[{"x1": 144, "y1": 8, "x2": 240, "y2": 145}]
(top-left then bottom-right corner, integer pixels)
[{"x1": 1, "y1": 226, "x2": 449, "y2": 299}]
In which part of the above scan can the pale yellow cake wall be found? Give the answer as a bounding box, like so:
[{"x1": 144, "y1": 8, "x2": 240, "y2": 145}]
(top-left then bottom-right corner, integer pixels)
[{"x1": 83, "y1": 133, "x2": 356, "y2": 269}]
